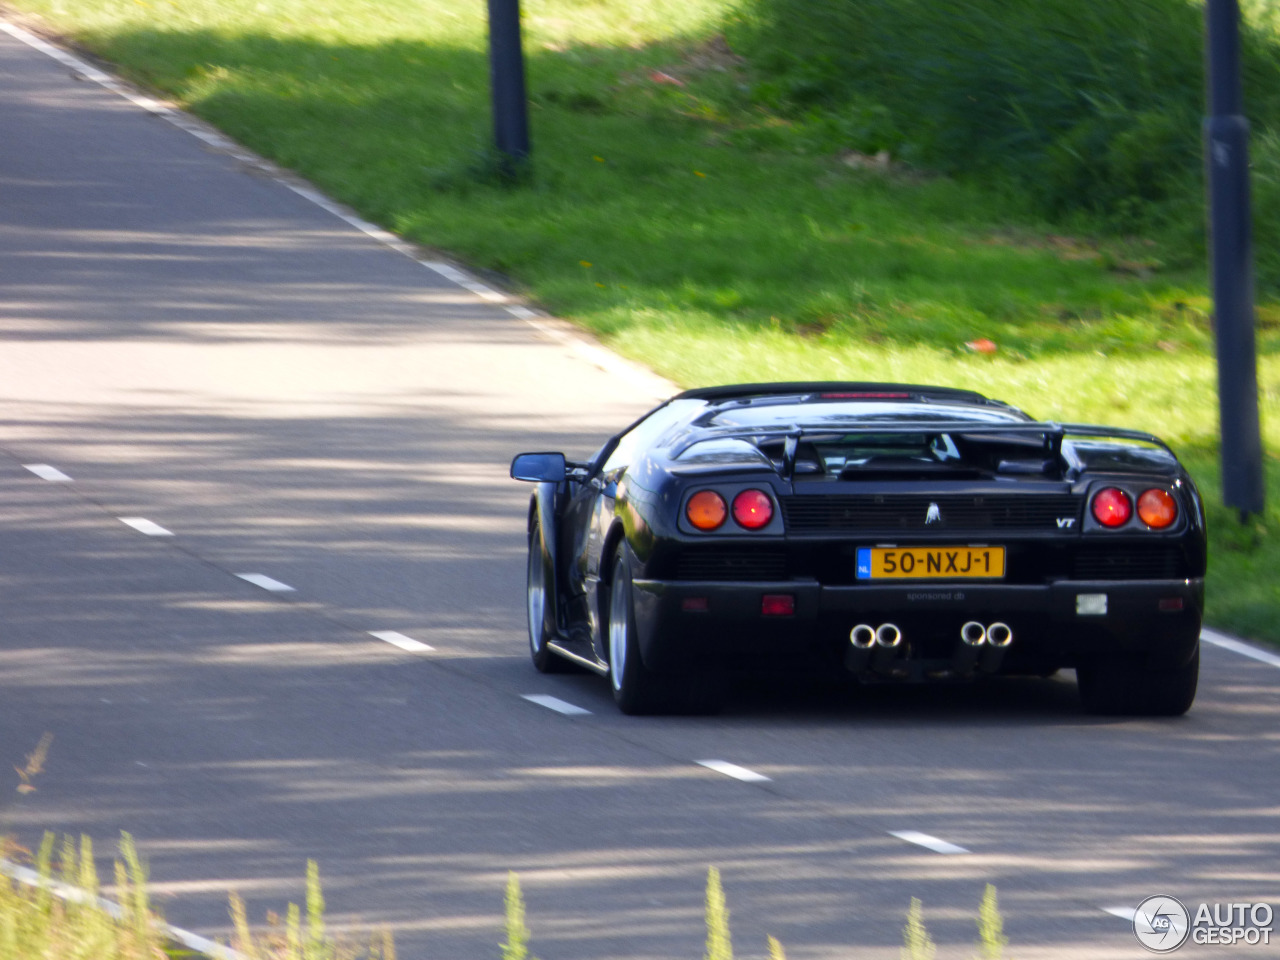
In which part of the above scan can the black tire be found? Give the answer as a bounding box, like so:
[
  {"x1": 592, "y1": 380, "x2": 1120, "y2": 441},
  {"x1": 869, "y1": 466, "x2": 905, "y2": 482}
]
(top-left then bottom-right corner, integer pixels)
[
  {"x1": 1077, "y1": 646, "x2": 1199, "y2": 717},
  {"x1": 527, "y1": 515, "x2": 571, "y2": 673},
  {"x1": 607, "y1": 548, "x2": 672, "y2": 714}
]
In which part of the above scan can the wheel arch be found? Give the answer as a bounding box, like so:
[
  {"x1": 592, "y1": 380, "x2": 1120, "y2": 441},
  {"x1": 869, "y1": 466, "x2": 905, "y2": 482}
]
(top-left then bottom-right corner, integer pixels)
[{"x1": 600, "y1": 520, "x2": 629, "y2": 590}]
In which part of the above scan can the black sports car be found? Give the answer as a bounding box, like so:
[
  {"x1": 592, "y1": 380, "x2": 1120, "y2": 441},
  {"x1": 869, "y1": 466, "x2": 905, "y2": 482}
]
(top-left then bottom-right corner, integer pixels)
[{"x1": 511, "y1": 382, "x2": 1205, "y2": 716}]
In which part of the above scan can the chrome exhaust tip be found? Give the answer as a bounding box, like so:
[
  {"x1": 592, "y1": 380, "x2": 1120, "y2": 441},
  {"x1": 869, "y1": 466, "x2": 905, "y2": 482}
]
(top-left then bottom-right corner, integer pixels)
[
  {"x1": 850, "y1": 624, "x2": 877, "y2": 649},
  {"x1": 960, "y1": 621, "x2": 987, "y2": 646},
  {"x1": 875, "y1": 623, "x2": 902, "y2": 648},
  {"x1": 986, "y1": 622, "x2": 1013, "y2": 648}
]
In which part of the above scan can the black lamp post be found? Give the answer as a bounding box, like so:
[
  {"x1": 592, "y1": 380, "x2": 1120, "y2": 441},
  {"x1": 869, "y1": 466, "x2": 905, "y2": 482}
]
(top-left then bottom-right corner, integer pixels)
[
  {"x1": 1205, "y1": 0, "x2": 1264, "y2": 517},
  {"x1": 487, "y1": 0, "x2": 531, "y2": 174}
]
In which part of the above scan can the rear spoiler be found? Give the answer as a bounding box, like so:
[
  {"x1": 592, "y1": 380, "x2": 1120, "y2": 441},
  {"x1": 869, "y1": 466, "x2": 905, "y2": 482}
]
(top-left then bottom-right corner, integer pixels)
[{"x1": 669, "y1": 420, "x2": 1175, "y2": 479}]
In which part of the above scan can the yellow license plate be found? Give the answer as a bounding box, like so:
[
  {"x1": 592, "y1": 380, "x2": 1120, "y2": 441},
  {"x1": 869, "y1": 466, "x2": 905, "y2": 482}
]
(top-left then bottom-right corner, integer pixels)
[{"x1": 856, "y1": 546, "x2": 1005, "y2": 580}]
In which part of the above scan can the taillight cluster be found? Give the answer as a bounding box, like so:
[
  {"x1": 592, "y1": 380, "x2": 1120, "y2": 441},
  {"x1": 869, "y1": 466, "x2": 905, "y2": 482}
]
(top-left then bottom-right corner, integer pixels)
[
  {"x1": 1090, "y1": 486, "x2": 1179, "y2": 529},
  {"x1": 686, "y1": 489, "x2": 775, "y2": 532}
]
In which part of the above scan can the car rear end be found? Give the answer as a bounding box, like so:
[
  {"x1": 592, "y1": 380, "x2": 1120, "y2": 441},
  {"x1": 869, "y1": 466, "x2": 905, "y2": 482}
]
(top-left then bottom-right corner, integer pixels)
[{"x1": 628, "y1": 400, "x2": 1205, "y2": 685}]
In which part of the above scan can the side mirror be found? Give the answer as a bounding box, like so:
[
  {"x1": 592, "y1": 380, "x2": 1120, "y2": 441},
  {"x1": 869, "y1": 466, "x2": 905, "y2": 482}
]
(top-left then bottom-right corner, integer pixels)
[{"x1": 510, "y1": 452, "x2": 567, "y2": 483}]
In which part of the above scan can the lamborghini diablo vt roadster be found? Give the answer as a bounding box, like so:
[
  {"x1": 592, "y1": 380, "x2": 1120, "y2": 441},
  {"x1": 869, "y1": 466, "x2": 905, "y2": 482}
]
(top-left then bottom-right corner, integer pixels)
[{"x1": 511, "y1": 383, "x2": 1205, "y2": 715}]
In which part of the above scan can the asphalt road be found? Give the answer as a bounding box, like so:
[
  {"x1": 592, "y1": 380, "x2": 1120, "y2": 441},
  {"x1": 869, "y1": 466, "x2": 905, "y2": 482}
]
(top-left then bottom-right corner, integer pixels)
[{"x1": 2, "y1": 19, "x2": 1279, "y2": 960}]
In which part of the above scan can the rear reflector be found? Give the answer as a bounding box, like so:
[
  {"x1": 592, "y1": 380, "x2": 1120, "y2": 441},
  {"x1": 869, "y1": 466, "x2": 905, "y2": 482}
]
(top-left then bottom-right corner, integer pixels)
[
  {"x1": 682, "y1": 597, "x2": 709, "y2": 613},
  {"x1": 1158, "y1": 597, "x2": 1185, "y2": 612},
  {"x1": 761, "y1": 594, "x2": 795, "y2": 617}
]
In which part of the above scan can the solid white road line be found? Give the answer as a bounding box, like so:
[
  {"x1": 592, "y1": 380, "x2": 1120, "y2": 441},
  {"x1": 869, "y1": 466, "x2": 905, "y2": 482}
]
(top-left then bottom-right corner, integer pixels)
[
  {"x1": 369, "y1": 630, "x2": 434, "y2": 653},
  {"x1": 522, "y1": 694, "x2": 591, "y2": 716},
  {"x1": 119, "y1": 517, "x2": 174, "y2": 537},
  {"x1": 697, "y1": 760, "x2": 771, "y2": 783},
  {"x1": 23, "y1": 463, "x2": 72, "y2": 481},
  {"x1": 1202, "y1": 628, "x2": 1280, "y2": 669},
  {"x1": 235, "y1": 573, "x2": 296, "y2": 592},
  {"x1": 889, "y1": 830, "x2": 971, "y2": 855},
  {"x1": 1103, "y1": 906, "x2": 1137, "y2": 922}
]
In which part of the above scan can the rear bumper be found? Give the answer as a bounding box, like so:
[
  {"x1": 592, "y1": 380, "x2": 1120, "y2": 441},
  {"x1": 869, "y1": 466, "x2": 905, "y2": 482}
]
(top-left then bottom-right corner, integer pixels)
[{"x1": 631, "y1": 577, "x2": 1204, "y2": 675}]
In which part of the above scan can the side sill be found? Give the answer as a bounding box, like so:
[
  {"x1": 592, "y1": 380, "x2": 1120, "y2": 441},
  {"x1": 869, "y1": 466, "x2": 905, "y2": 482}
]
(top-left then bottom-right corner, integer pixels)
[{"x1": 547, "y1": 641, "x2": 609, "y2": 676}]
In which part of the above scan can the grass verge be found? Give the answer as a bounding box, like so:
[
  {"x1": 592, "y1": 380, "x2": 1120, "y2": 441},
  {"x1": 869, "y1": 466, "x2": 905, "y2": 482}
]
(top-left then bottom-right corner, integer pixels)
[
  {"x1": 0, "y1": 832, "x2": 394, "y2": 960},
  {"x1": 3, "y1": 0, "x2": 1279, "y2": 640}
]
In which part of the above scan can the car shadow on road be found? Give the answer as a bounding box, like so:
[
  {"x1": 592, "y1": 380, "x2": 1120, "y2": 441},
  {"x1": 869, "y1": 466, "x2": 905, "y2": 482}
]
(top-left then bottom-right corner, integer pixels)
[{"x1": 722, "y1": 671, "x2": 1087, "y2": 723}]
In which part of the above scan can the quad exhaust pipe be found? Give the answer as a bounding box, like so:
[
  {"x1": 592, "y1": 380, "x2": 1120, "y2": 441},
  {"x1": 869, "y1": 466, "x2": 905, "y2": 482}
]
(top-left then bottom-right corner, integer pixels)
[
  {"x1": 849, "y1": 623, "x2": 902, "y2": 649},
  {"x1": 847, "y1": 622, "x2": 904, "y2": 672},
  {"x1": 958, "y1": 621, "x2": 1013, "y2": 647},
  {"x1": 986, "y1": 622, "x2": 1013, "y2": 648},
  {"x1": 954, "y1": 620, "x2": 1013, "y2": 673},
  {"x1": 876, "y1": 623, "x2": 902, "y2": 648},
  {"x1": 845, "y1": 621, "x2": 1013, "y2": 676},
  {"x1": 850, "y1": 623, "x2": 876, "y2": 649}
]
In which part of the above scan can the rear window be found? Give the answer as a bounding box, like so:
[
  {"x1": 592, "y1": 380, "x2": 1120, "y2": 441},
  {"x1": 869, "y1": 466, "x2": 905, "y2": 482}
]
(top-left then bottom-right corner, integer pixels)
[
  {"x1": 701, "y1": 400, "x2": 1026, "y2": 430},
  {"x1": 754, "y1": 429, "x2": 1059, "y2": 481}
]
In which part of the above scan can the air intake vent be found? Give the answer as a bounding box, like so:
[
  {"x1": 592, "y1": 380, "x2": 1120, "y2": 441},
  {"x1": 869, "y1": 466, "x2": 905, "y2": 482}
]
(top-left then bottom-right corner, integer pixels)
[
  {"x1": 675, "y1": 548, "x2": 788, "y2": 582},
  {"x1": 1073, "y1": 546, "x2": 1188, "y2": 580},
  {"x1": 781, "y1": 494, "x2": 1081, "y2": 532}
]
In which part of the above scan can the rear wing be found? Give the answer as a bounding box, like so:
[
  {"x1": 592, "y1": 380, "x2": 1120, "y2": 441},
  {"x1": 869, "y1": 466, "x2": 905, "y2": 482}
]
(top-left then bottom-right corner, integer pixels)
[{"x1": 669, "y1": 420, "x2": 1176, "y2": 479}]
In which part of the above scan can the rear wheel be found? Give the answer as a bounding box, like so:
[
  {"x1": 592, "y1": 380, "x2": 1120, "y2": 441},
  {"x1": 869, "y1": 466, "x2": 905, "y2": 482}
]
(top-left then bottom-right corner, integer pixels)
[
  {"x1": 1077, "y1": 647, "x2": 1199, "y2": 716},
  {"x1": 607, "y1": 548, "x2": 724, "y2": 715},
  {"x1": 608, "y1": 548, "x2": 671, "y2": 714},
  {"x1": 527, "y1": 515, "x2": 570, "y2": 673}
]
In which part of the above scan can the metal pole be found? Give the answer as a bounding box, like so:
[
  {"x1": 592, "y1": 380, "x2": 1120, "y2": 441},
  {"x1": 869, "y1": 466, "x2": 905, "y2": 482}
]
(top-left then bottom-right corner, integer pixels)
[
  {"x1": 487, "y1": 0, "x2": 531, "y2": 174},
  {"x1": 1205, "y1": 0, "x2": 1264, "y2": 516}
]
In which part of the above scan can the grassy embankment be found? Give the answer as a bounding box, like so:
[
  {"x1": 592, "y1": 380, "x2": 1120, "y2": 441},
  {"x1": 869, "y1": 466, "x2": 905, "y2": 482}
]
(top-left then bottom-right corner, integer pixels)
[{"x1": 6, "y1": 0, "x2": 1280, "y2": 640}]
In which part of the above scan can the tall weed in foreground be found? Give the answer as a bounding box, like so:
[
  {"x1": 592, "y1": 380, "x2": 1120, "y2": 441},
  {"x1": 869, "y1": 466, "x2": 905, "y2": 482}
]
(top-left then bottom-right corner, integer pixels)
[
  {"x1": 975, "y1": 884, "x2": 1008, "y2": 960},
  {"x1": 0, "y1": 832, "x2": 394, "y2": 960},
  {"x1": 901, "y1": 897, "x2": 937, "y2": 960},
  {"x1": 229, "y1": 858, "x2": 394, "y2": 960},
  {"x1": 497, "y1": 868, "x2": 1008, "y2": 958},
  {"x1": 0, "y1": 832, "x2": 165, "y2": 960},
  {"x1": 704, "y1": 867, "x2": 733, "y2": 960},
  {"x1": 500, "y1": 871, "x2": 536, "y2": 960}
]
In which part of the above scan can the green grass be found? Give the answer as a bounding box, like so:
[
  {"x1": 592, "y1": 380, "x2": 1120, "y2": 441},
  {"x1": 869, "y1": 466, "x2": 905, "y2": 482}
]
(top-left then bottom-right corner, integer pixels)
[{"x1": 7, "y1": 0, "x2": 1280, "y2": 641}]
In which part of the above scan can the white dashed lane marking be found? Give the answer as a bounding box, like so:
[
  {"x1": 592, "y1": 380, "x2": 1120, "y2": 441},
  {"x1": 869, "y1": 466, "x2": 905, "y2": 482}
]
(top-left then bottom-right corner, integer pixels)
[
  {"x1": 24, "y1": 463, "x2": 72, "y2": 481},
  {"x1": 889, "y1": 830, "x2": 971, "y2": 855},
  {"x1": 369, "y1": 631, "x2": 434, "y2": 653},
  {"x1": 697, "y1": 760, "x2": 771, "y2": 783},
  {"x1": 235, "y1": 573, "x2": 296, "y2": 592},
  {"x1": 119, "y1": 517, "x2": 174, "y2": 537},
  {"x1": 522, "y1": 694, "x2": 591, "y2": 716}
]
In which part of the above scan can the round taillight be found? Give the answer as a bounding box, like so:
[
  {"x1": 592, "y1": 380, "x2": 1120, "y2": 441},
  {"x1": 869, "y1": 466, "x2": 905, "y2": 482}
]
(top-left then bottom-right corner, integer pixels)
[
  {"x1": 686, "y1": 490, "x2": 727, "y2": 531},
  {"x1": 1137, "y1": 489, "x2": 1178, "y2": 529},
  {"x1": 1091, "y1": 487, "x2": 1132, "y2": 527},
  {"x1": 732, "y1": 489, "x2": 774, "y2": 530}
]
